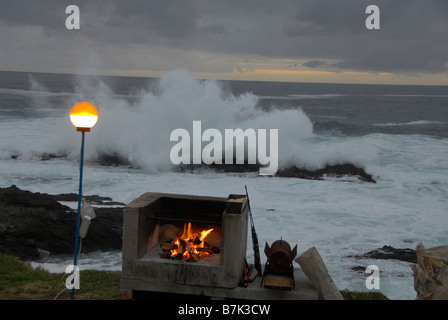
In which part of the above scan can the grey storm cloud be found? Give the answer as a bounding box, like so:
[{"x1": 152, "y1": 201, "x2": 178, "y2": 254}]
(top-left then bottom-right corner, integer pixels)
[
  {"x1": 285, "y1": 0, "x2": 448, "y2": 74},
  {"x1": 1, "y1": 0, "x2": 447, "y2": 75}
]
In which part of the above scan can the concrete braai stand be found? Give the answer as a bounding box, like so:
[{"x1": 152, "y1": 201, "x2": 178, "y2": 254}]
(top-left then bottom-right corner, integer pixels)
[{"x1": 120, "y1": 192, "x2": 318, "y2": 300}]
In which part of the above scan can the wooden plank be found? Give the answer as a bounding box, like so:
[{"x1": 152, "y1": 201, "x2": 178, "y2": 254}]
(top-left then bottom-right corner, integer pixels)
[
  {"x1": 295, "y1": 247, "x2": 344, "y2": 300},
  {"x1": 263, "y1": 274, "x2": 293, "y2": 291}
]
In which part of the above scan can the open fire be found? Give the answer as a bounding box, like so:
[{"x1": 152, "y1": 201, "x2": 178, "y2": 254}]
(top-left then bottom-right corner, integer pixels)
[
  {"x1": 122, "y1": 192, "x2": 250, "y2": 294},
  {"x1": 159, "y1": 222, "x2": 220, "y2": 262}
]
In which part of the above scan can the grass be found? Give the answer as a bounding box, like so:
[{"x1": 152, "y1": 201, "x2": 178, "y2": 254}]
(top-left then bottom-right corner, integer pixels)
[
  {"x1": 0, "y1": 253, "x2": 121, "y2": 300},
  {"x1": 340, "y1": 289, "x2": 389, "y2": 300},
  {"x1": 0, "y1": 253, "x2": 389, "y2": 300}
]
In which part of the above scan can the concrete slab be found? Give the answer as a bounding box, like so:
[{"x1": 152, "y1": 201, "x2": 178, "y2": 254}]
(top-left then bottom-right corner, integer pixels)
[{"x1": 121, "y1": 267, "x2": 318, "y2": 300}]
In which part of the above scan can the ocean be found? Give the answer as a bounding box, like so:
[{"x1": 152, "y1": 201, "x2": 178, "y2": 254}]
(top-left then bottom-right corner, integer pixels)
[{"x1": 1, "y1": 69, "x2": 447, "y2": 300}]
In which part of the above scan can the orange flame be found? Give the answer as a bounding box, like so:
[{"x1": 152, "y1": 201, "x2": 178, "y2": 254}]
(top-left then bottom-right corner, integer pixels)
[{"x1": 170, "y1": 222, "x2": 214, "y2": 259}]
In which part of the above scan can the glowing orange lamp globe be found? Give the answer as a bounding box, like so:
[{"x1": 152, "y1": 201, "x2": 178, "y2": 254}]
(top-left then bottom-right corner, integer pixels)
[{"x1": 70, "y1": 102, "x2": 98, "y2": 131}]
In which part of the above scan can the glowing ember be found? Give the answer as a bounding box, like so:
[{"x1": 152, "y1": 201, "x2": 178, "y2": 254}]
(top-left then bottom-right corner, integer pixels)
[{"x1": 163, "y1": 222, "x2": 217, "y2": 261}]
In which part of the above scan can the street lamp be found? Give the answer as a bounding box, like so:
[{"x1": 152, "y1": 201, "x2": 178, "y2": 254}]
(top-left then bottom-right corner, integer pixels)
[
  {"x1": 69, "y1": 102, "x2": 98, "y2": 300},
  {"x1": 70, "y1": 101, "x2": 98, "y2": 131}
]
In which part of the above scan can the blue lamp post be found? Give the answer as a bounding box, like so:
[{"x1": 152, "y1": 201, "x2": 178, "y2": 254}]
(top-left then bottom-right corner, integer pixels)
[{"x1": 69, "y1": 102, "x2": 98, "y2": 300}]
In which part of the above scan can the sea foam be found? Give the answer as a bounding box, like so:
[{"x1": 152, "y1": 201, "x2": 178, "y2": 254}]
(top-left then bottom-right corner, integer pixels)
[{"x1": 39, "y1": 70, "x2": 377, "y2": 174}]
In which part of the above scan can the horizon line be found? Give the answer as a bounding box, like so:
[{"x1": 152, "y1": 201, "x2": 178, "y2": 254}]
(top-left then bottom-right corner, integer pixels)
[{"x1": 1, "y1": 67, "x2": 447, "y2": 88}]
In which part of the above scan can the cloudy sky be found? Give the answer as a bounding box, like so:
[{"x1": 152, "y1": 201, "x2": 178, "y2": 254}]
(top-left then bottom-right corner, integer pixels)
[{"x1": 1, "y1": 0, "x2": 448, "y2": 85}]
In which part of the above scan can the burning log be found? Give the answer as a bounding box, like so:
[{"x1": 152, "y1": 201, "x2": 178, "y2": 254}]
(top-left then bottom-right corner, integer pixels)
[
  {"x1": 179, "y1": 239, "x2": 188, "y2": 249},
  {"x1": 185, "y1": 242, "x2": 200, "y2": 262},
  {"x1": 174, "y1": 239, "x2": 188, "y2": 259},
  {"x1": 193, "y1": 236, "x2": 202, "y2": 245},
  {"x1": 161, "y1": 242, "x2": 178, "y2": 251},
  {"x1": 187, "y1": 253, "x2": 199, "y2": 262},
  {"x1": 206, "y1": 243, "x2": 221, "y2": 254},
  {"x1": 186, "y1": 242, "x2": 193, "y2": 256},
  {"x1": 197, "y1": 247, "x2": 214, "y2": 255}
]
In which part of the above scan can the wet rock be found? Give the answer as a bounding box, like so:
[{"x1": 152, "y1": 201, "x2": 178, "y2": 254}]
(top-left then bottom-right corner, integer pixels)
[
  {"x1": 351, "y1": 266, "x2": 368, "y2": 273},
  {"x1": 51, "y1": 193, "x2": 125, "y2": 206},
  {"x1": 176, "y1": 162, "x2": 376, "y2": 183},
  {"x1": 96, "y1": 151, "x2": 132, "y2": 167},
  {"x1": 40, "y1": 152, "x2": 69, "y2": 161},
  {"x1": 0, "y1": 185, "x2": 67, "y2": 211},
  {"x1": 276, "y1": 164, "x2": 376, "y2": 183},
  {"x1": 0, "y1": 185, "x2": 123, "y2": 261},
  {"x1": 351, "y1": 245, "x2": 417, "y2": 264}
]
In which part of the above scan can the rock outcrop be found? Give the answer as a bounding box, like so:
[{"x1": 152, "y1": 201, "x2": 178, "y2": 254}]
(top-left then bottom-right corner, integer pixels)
[
  {"x1": 0, "y1": 185, "x2": 124, "y2": 260},
  {"x1": 177, "y1": 163, "x2": 376, "y2": 183}
]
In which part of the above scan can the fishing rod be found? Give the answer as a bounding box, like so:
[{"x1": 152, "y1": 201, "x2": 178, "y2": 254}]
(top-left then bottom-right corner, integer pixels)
[{"x1": 245, "y1": 185, "x2": 262, "y2": 276}]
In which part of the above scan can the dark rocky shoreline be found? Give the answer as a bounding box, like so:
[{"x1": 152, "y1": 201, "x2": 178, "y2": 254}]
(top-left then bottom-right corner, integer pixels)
[
  {"x1": 15, "y1": 151, "x2": 377, "y2": 183},
  {"x1": 104, "y1": 153, "x2": 377, "y2": 183},
  {"x1": 355, "y1": 245, "x2": 417, "y2": 264},
  {"x1": 176, "y1": 163, "x2": 376, "y2": 183},
  {"x1": 0, "y1": 185, "x2": 124, "y2": 260},
  {"x1": 348, "y1": 245, "x2": 417, "y2": 276}
]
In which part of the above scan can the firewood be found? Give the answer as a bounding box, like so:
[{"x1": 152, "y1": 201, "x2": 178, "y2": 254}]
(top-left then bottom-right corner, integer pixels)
[
  {"x1": 161, "y1": 242, "x2": 178, "y2": 251},
  {"x1": 205, "y1": 242, "x2": 220, "y2": 254},
  {"x1": 193, "y1": 236, "x2": 202, "y2": 245},
  {"x1": 174, "y1": 239, "x2": 186, "y2": 259},
  {"x1": 187, "y1": 253, "x2": 199, "y2": 262},
  {"x1": 197, "y1": 247, "x2": 214, "y2": 255},
  {"x1": 186, "y1": 242, "x2": 193, "y2": 255},
  {"x1": 159, "y1": 252, "x2": 171, "y2": 259}
]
